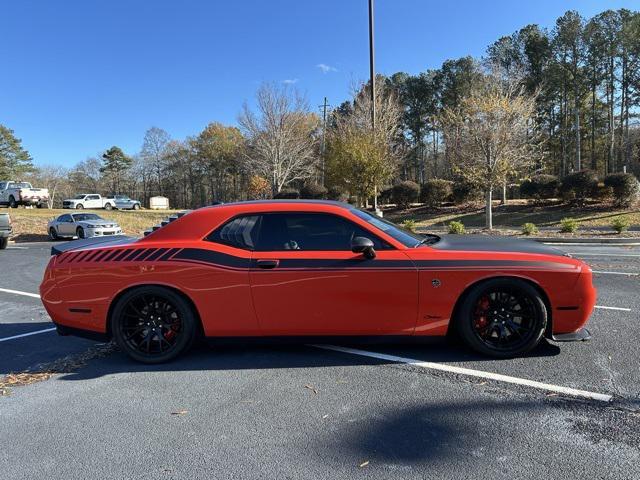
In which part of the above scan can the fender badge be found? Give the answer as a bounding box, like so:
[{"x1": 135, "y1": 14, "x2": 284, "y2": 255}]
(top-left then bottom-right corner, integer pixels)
[{"x1": 432, "y1": 279, "x2": 441, "y2": 288}]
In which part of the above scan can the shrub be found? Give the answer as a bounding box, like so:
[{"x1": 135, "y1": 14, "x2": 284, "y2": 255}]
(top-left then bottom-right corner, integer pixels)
[
  {"x1": 452, "y1": 180, "x2": 482, "y2": 204},
  {"x1": 274, "y1": 188, "x2": 299, "y2": 199},
  {"x1": 559, "y1": 217, "x2": 579, "y2": 233},
  {"x1": 300, "y1": 183, "x2": 328, "y2": 199},
  {"x1": 326, "y1": 186, "x2": 349, "y2": 202},
  {"x1": 522, "y1": 223, "x2": 539, "y2": 235},
  {"x1": 519, "y1": 174, "x2": 560, "y2": 200},
  {"x1": 400, "y1": 219, "x2": 417, "y2": 232},
  {"x1": 420, "y1": 179, "x2": 453, "y2": 207},
  {"x1": 378, "y1": 185, "x2": 394, "y2": 204},
  {"x1": 560, "y1": 170, "x2": 598, "y2": 204},
  {"x1": 604, "y1": 173, "x2": 640, "y2": 207},
  {"x1": 391, "y1": 181, "x2": 420, "y2": 208},
  {"x1": 448, "y1": 220, "x2": 466, "y2": 234},
  {"x1": 610, "y1": 216, "x2": 631, "y2": 234}
]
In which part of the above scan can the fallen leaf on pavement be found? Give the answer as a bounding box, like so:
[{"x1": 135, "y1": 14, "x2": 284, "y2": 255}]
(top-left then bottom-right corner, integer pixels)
[
  {"x1": 304, "y1": 384, "x2": 318, "y2": 394},
  {"x1": 359, "y1": 461, "x2": 369, "y2": 468},
  {"x1": 171, "y1": 410, "x2": 188, "y2": 416}
]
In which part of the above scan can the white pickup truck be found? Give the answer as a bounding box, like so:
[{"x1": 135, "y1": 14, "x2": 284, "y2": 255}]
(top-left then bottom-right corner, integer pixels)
[
  {"x1": 0, "y1": 181, "x2": 50, "y2": 208},
  {"x1": 62, "y1": 194, "x2": 117, "y2": 210}
]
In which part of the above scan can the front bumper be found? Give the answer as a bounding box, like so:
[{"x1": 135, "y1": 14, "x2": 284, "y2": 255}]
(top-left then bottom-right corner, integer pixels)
[
  {"x1": 552, "y1": 327, "x2": 591, "y2": 342},
  {"x1": 85, "y1": 228, "x2": 123, "y2": 237}
]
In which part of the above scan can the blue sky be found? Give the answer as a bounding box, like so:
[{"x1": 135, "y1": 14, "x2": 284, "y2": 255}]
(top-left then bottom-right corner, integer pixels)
[{"x1": 1, "y1": 0, "x2": 637, "y2": 168}]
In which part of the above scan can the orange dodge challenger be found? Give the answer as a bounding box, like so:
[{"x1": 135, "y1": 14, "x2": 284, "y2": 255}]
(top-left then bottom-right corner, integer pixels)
[{"x1": 40, "y1": 200, "x2": 596, "y2": 363}]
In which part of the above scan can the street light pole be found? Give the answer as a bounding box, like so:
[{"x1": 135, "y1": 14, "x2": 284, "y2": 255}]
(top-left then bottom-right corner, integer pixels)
[
  {"x1": 368, "y1": 0, "x2": 376, "y2": 131},
  {"x1": 368, "y1": 0, "x2": 381, "y2": 214}
]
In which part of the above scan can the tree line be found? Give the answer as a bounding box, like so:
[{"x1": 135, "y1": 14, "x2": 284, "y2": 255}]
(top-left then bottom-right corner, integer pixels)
[{"x1": 1, "y1": 8, "x2": 638, "y2": 213}]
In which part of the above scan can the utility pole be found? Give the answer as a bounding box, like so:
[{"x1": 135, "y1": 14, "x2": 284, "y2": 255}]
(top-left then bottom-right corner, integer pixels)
[
  {"x1": 368, "y1": 0, "x2": 376, "y2": 131},
  {"x1": 368, "y1": 0, "x2": 381, "y2": 215},
  {"x1": 319, "y1": 97, "x2": 330, "y2": 186}
]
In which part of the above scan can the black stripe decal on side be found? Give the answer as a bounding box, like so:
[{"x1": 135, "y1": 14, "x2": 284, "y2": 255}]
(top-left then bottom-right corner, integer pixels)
[
  {"x1": 172, "y1": 248, "x2": 250, "y2": 269},
  {"x1": 82, "y1": 250, "x2": 102, "y2": 262},
  {"x1": 73, "y1": 251, "x2": 92, "y2": 263},
  {"x1": 145, "y1": 248, "x2": 168, "y2": 262},
  {"x1": 112, "y1": 249, "x2": 133, "y2": 262},
  {"x1": 92, "y1": 250, "x2": 111, "y2": 262},
  {"x1": 123, "y1": 249, "x2": 146, "y2": 261},
  {"x1": 254, "y1": 258, "x2": 412, "y2": 269},
  {"x1": 136, "y1": 248, "x2": 158, "y2": 261},
  {"x1": 101, "y1": 250, "x2": 122, "y2": 262},
  {"x1": 158, "y1": 248, "x2": 181, "y2": 261}
]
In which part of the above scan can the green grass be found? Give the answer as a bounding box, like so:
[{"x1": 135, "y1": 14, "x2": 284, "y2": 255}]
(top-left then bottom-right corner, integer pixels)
[{"x1": 5, "y1": 208, "x2": 180, "y2": 242}]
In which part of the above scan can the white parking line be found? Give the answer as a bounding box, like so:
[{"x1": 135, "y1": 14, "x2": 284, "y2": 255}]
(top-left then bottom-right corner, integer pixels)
[
  {"x1": 592, "y1": 270, "x2": 639, "y2": 276},
  {"x1": 313, "y1": 345, "x2": 613, "y2": 402},
  {"x1": 0, "y1": 287, "x2": 40, "y2": 299},
  {"x1": 594, "y1": 305, "x2": 632, "y2": 312},
  {"x1": 0, "y1": 327, "x2": 57, "y2": 343}
]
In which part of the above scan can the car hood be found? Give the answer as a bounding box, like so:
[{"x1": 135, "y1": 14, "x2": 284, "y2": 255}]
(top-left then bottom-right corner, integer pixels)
[{"x1": 430, "y1": 234, "x2": 568, "y2": 257}]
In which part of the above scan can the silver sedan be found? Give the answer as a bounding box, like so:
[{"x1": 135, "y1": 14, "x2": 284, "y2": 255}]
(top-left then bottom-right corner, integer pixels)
[{"x1": 48, "y1": 213, "x2": 123, "y2": 240}]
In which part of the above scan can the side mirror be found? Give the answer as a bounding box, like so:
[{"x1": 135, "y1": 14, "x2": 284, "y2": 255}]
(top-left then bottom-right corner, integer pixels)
[{"x1": 351, "y1": 236, "x2": 376, "y2": 259}]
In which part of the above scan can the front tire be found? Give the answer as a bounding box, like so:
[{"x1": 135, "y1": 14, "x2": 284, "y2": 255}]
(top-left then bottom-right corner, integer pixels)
[
  {"x1": 110, "y1": 286, "x2": 198, "y2": 363},
  {"x1": 455, "y1": 278, "x2": 547, "y2": 358},
  {"x1": 105, "y1": 203, "x2": 113, "y2": 211},
  {"x1": 8, "y1": 196, "x2": 17, "y2": 208},
  {"x1": 76, "y1": 204, "x2": 84, "y2": 209},
  {"x1": 76, "y1": 227, "x2": 86, "y2": 239},
  {"x1": 0, "y1": 237, "x2": 7, "y2": 250}
]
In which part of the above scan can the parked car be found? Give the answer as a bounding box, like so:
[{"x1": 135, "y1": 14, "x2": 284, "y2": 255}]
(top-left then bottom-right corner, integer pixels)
[
  {"x1": 41, "y1": 200, "x2": 596, "y2": 364},
  {"x1": 0, "y1": 212, "x2": 12, "y2": 249},
  {"x1": 0, "y1": 181, "x2": 49, "y2": 208},
  {"x1": 62, "y1": 194, "x2": 116, "y2": 210},
  {"x1": 47, "y1": 213, "x2": 122, "y2": 240},
  {"x1": 113, "y1": 195, "x2": 141, "y2": 210}
]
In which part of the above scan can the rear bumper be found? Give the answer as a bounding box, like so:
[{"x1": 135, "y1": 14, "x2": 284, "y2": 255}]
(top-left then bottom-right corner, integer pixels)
[{"x1": 54, "y1": 322, "x2": 110, "y2": 342}]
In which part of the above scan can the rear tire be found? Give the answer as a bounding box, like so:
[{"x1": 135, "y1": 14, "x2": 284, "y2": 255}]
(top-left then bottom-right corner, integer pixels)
[
  {"x1": 0, "y1": 237, "x2": 7, "y2": 250},
  {"x1": 105, "y1": 203, "x2": 113, "y2": 211},
  {"x1": 110, "y1": 286, "x2": 198, "y2": 363},
  {"x1": 455, "y1": 278, "x2": 547, "y2": 358},
  {"x1": 49, "y1": 227, "x2": 59, "y2": 241},
  {"x1": 133, "y1": 203, "x2": 140, "y2": 210}
]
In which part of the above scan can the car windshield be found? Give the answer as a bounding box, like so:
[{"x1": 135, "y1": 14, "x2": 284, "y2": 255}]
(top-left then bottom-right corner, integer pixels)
[
  {"x1": 72, "y1": 214, "x2": 101, "y2": 221},
  {"x1": 11, "y1": 182, "x2": 31, "y2": 189},
  {"x1": 74, "y1": 194, "x2": 87, "y2": 199},
  {"x1": 351, "y1": 209, "x2": 440, "y2": 248}
]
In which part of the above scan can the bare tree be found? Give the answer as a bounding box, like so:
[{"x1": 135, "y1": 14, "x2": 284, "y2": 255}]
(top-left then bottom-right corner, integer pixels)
[
  {"x1": 239, "y1": 83, "x2": 319, "y2": 195},
  {"x1": 140, "y1": 127, "x2": 171, "y2": 195},
  {"x1": 441, "y1": 74, "x2": 541, "y2": 229},
  {"x1": 26, "y1": 164, "x2": 69, "y2": 208}
]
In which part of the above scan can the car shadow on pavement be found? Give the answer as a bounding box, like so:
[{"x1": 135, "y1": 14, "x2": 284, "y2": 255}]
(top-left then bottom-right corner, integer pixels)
[
  {"x1": 53, "y1": 336, "x2": 560, "y2": 382},
  {"x1": 316, "y1": 400, "x2": 544, "y2": 467}
]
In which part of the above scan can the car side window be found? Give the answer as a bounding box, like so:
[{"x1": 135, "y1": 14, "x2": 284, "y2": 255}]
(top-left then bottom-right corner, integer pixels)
[
  {"x1": 206, "y1": 215, "x2": 260, "y2": 250},
  {"x1": 59, "y1": 214, "x2": 72, "y2": 222},
  {"x1": 255, "y1": 213, "x2": 388, "y2": 251},
  {"x1": 0, "y1": 182, "x2": 6, "y2": 190}
]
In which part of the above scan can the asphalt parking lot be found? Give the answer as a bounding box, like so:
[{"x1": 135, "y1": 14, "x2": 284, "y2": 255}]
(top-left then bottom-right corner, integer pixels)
[{"x1": 1, "y1": 242, "x2": 639, "y2": 479}]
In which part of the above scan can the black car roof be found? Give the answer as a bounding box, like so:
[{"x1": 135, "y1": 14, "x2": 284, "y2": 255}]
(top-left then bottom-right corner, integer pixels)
[{"x1": 204, "y1": 199, "x2": 353, "y2": 209}]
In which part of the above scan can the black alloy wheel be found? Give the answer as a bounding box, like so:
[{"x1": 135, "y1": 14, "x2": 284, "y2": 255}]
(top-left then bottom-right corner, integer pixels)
[
  {"x1": 111, "y1": 286, "x2": 198, "y2": 363},
  {"x1": 456, "y1": 278, "x2": 547, "y2": 358}
]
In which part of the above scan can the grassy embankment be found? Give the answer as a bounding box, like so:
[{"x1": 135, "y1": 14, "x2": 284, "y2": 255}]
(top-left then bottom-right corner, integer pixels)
[
  {"x1": 6, "y1": 208, "x2": 180, "y2": 242},
  {"x1": 385, "y1": 200, "x2": 640, "y2": 235}
]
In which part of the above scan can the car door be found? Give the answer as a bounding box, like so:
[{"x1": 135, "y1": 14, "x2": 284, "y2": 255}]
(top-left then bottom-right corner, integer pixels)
[
  {"x1": 86, "y1": 195, "x2": 100, "y2": 208},
  {"x1": 247, "y1": 212, "x2": 419, "y2": 336},
  {"x1": 58, "y1": 214, "x2": 74, "y2": 235}
]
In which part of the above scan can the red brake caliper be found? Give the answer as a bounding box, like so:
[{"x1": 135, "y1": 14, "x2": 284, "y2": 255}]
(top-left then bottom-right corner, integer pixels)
[{"x1": 474, "y1": 296, "x2": 490, "y2": 332}]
